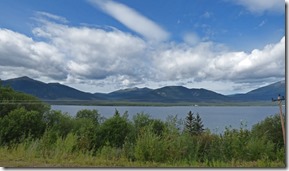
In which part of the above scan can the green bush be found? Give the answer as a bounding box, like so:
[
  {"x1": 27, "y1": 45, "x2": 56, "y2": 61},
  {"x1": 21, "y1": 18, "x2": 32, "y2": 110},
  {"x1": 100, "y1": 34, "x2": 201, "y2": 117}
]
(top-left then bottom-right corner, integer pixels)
[
  {"x1": 43, "y1": 110, "x2": 74, "y2": 138},
  {"x1": 76, "y1": 109, "x2": 101, "y2": 126},
  {"x1": 134, "y1": 126, "x2": 165, "y2": 162},
  {"x1": 95, "y1": 110, "x2": 133, "y2": 149},
  {"x1": 97, "y1": 144, "x2": 123, "y2": 161},
  {"x1": 245, "y1": 137, "x2": 275, "y2": 161},
  {"x1": 0, "y1": 107, "x2": 45, "y2": 145},
  {"x1": 133, "y1": 113, "x2": 166, "y2": 138},
  {"x1": 251, "y1": 114, "x2": 284, "y2": 150},
  {"x1": 200, "y1": 133, "x2": 223, "y2": 162},
  {"x1": 73, "y1": 116, "x2": 99, "y2": 152}
]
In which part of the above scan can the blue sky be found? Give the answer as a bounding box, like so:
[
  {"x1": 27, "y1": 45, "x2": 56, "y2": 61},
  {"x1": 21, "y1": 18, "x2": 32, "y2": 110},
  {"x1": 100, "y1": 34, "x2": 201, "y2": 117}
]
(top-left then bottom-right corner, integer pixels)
[{"x1": 0, "y1": 0, "x2": 286, "y2": 94}]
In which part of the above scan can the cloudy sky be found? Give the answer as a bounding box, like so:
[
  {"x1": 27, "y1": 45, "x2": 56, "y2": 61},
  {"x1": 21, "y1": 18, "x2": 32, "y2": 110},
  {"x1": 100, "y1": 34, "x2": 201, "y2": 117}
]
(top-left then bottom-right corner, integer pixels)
[{"x1": 0, "y1": 0, "x2": 286, "y2": 95}]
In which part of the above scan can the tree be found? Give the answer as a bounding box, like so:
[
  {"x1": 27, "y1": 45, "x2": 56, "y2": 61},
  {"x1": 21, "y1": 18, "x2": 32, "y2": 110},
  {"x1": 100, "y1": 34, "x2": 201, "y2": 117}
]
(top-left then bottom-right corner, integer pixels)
[
  {"x1": 76, "y1": 109, "x2": 101, "y2": 126},
  {"x1": 0, "y1": 107, "x2": 45, "y2": 145},
  {"x1": 151, "y1": 119, "x2": 166, "y2": 136},
  {"x1": 185, "y1": 111, "x2": 204, "y2": 136},
  {"x1": 193, "y1": 113, "x2": 204, "y2": 135},
  {"x1": 43, "y1": 110, "x2": 74, "y2": 138},
  {"x1": 74, "y1": 109, "x2": 103, "y2": 151},
  {"x1": 133, "y1": 113, "x2": 152, "y2": 133},
  {"x1": 95, "y1": 110, "x2": 133, "y2": 148},
  {"x1": 185, "y1": 111, "x2": 195, "y2": 135},
  {"x1": 73, "y1": 117, "x2": 98, "y2": 152},
  {"x1": 133, "y1": 113, "x2": 166, "y2": 137},
  {"x1": 0, "y1": 85, "x2": 50, "y2": 145},
  {"x1": 0, "y1": 85, "x2": 50, "y2": 118},
  {"x1": 251, "y1": 114, "x2": 284, "y2": 150}
]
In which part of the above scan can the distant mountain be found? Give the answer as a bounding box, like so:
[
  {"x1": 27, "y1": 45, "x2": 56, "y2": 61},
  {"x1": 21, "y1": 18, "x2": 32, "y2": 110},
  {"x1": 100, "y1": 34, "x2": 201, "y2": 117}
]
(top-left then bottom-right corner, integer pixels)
[
  {"x1": 229, "y1": 80, "x2": 285, "y2": 101},
  {"x1": 106, "y1": 87, "x2": 156, "y2": 101},
  {"x1": 106, "y1": 86, "x2": 229, "y2": 102},
  {"x1": 0, "y1": 76, "x2": 285, "y2": 103},
  {"x1": 151, "y1": 86, "x2": 229, "y2": 102},
  {"x1": 1, "y1": 76, "x2": 97, "y2": 100}
]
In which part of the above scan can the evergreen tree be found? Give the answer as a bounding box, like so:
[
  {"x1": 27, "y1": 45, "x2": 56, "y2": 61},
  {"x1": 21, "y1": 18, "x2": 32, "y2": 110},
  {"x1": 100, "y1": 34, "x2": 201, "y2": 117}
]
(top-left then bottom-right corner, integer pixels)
[
  {"x1": 193, "y1": 113, "x2": 204, "y2": 135},
  {"x1": 185, "y1": 111, "x2": 195, "y2": 135},
  {"x1": 185, "y1": 111, "x2": 204, "y2": 136}
]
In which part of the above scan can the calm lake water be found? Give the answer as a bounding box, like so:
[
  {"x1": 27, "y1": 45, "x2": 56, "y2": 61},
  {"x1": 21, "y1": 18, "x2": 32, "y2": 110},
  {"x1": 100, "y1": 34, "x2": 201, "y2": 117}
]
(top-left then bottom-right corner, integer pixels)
[{"x1": 51, "y1": 105, "x2": 285, "y2": 134}]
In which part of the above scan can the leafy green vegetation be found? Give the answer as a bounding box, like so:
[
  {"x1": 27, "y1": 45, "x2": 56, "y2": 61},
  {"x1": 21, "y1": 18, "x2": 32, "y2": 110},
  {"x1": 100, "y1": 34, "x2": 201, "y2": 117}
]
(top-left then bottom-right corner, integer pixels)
[{"x1": 0, "y1": 85, "x2": 285, "y2": 167}]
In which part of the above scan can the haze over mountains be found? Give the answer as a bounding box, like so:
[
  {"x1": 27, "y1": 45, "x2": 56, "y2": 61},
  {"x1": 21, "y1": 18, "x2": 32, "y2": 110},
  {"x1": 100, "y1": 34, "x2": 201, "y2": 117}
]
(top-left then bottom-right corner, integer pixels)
[{"x1": 0, "y1": 76, "x2": 285, "y2": 103}]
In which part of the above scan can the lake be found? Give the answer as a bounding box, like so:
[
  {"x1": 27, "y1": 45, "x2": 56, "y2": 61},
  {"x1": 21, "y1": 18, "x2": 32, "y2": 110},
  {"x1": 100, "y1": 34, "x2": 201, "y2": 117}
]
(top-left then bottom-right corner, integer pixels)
[{"x1": 51, "y1": 105, "x2": 285, "y2": 134}]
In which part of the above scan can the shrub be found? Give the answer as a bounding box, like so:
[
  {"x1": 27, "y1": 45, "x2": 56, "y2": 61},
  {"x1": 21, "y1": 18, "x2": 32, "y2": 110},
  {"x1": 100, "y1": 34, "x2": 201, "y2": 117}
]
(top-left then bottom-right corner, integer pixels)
[
  {"x1": 134, "y1": 126, "x2": 165, "y2": 162},
  {"x1": 43, "y1": 110, "x2": 74, "y2": 138},
  {"x1": 251, "y1": 114, "x2": 284, "y2": 150},
  {"x1": 133, "y1": 113, "x2": 166, "y2": 137},
  {"x1": 76, "y1": 109, "x2": 101, "y2": 126},
  {"x1": 0, "y1": 107, "x2": 45, "y2": 145},
  {"x1": 245, "y1": 137, "x2": 275, "y2": 161},
  {"x1": 95, "y1": 110, "x2": 133, "y2": 148}
]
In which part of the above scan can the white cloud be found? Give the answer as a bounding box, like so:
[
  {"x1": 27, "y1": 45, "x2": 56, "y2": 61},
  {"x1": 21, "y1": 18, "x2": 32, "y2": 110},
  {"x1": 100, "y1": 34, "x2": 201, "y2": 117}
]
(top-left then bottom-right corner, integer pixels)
[
  {"x1": 182, "y1": 32, "x2": 200, "y2": 45},
  {"x1": 150, "y1": 36, "x2": 285, "y2": 84},
  {"x1": 30, "y1": 13, "x2": 151, "y2": 87},
  {"x1": 34, "y1": 11, "x2": 69, "y2": 23},
  {"x1": 232, "y1": 0, "x2": 284, "y2": 14},
  {"x1": 88, "y1": 0, "x2": 170, "y2": 42},
  {"x1": 151, "y1": 42, "x2": 215, "y2": 81},
  {"x1": 0, "y1": 12, "x2": 285, "y2": 94},
  {"x1": 0, "y1": 28, "x2": 66, "y2": 80},
  {"x1": 207, "y1": 37, "x2": 285, "y2": 82}
]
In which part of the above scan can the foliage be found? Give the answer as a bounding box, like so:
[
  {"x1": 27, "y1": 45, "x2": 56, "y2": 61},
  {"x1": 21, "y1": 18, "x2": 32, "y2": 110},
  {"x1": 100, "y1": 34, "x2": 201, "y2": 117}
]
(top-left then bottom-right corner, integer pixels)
[
  {"x1": 132, "y1": 113, "x2": 152, "y2": 135},
  {"x1": 76, "y1": 109, "x2": 101, "y2": 126},
  {"x1": 73, "y1": 117, "x2": 97, "y2": 152},
  {"x1": 185, "y1": 111, "x2": 194, "y2": 134},
  {"x1": 0, "y1": 107, "x2": 45, "y2": 145},
  {"x1": 43, "y1": 110, "x2": 74, "y2": 138},
  {"x1": 251, "y1": 114, "x2": 284, "y2": 150},
  {"x1": 132, "y1": 113, "x2": 166, "y2": 137},
  {"x1": 134, "y1": 125, "x2": 165, "y2": 162},
  {"x1": 194, "y1": 113, "x2": 204, "y2": 134},
  {"x1": 0, "y1": 85, "x2": 50, "y2": 118},
  {"x1": 185, "y1": 111, "x2": 204, "y2": 136},
  {"x1": 95, "y1": 110, "x2": 133, "y2": 149},
  {"x1": 0, "y1": 85, "x2": 49, "y2": 145}
]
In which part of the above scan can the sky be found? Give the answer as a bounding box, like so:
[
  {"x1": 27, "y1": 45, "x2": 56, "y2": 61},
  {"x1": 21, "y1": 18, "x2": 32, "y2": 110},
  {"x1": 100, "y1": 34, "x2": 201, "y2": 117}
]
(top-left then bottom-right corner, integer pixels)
[{"x1": 0, "y1": 0, "x2": 286, "y2": 95}]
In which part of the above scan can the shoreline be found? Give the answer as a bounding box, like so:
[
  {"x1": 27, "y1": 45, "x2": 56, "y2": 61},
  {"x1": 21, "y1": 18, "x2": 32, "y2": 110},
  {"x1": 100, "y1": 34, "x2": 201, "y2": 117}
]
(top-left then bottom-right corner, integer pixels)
[{"x1": 45, "y1": 100, "x2": 276, "y2": 107}]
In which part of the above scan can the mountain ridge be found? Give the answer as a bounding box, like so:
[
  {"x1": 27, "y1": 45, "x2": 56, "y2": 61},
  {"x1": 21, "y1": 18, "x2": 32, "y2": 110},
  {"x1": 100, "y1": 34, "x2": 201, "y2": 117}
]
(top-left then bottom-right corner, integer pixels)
[{"x1": 1, "y1": 76, "x2": 285, "y2": 103}]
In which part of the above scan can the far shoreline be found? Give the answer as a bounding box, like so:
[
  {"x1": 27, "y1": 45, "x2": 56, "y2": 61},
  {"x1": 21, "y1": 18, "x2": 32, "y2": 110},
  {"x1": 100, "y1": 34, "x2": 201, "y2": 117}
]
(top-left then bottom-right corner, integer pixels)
[{"x1": 45, "y1": 100, "x2": 277, "y2": 107}]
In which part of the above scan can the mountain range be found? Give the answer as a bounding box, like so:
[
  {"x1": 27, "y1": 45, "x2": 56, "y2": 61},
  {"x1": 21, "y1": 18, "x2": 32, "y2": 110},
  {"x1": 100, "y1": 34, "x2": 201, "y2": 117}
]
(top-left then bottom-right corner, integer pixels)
[{"x1": 0, "y1": 76, "x2": 285, "y2": 104}]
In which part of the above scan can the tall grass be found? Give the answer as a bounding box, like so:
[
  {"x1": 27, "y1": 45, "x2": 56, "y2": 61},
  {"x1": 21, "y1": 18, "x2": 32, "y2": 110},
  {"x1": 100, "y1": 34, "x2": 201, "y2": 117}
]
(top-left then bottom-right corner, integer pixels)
[{"x1": 0, "y1": 136, "x2": 284, "y2": 167}]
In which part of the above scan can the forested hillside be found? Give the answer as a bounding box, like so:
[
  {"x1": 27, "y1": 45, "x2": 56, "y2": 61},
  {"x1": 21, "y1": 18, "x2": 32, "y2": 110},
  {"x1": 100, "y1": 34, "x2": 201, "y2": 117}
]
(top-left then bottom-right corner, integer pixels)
[{"x1": 1, "y1": 76, "x2": 285, "y2": 104}]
